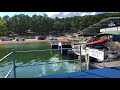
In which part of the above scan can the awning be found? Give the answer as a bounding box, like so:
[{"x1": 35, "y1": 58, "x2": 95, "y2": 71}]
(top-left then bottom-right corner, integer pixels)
[{"x1": 86, "y1": 38, "x2": 107, "y2": 45}]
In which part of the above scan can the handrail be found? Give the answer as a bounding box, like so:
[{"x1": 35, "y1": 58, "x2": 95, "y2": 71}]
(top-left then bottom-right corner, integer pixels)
[
  {"x1": 15, "y1": 47, "x2": 86, "y2": 53},
  {"x1": 0, "y1": 45, "x2": 85, "y2": 78},
  {"x1": 15, "y1": 48, "x2": 73, "y2": 53},
  {"x1": 0, "y1": 52, "x2": 13, "y2": 78},
  {"x1": 0, "y1": 52, "x2": 13, "y2": 62},
  {"x1": 5, "y1": 67, "x2": 14, "y2": 78},
  {"x1": 17, "y1": 60, "x2": 80, "y2": 67}
]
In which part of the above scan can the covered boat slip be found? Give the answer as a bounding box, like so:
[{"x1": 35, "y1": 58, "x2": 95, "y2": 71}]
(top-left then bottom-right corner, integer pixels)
[
  {"x1": 80, "y1": 17, "x2": 120, "y2": 35},
  {"x1": 40, "y1": 66, "x2": 120, "y2": 78}
]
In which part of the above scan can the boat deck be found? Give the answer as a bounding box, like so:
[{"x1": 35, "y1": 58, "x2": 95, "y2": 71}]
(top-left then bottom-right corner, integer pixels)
[
  {"x1": 39, "y1": 66, "x2": 120, "y2": 78},
  {"x1": 90, "y1": 59, "x2": 120, "y2": 68}
]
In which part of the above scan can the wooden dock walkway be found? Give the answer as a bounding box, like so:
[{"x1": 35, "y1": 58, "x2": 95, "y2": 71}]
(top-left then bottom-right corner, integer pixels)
[{"x1": 90, "y1": 59, "x2": 120, "y2": 68}]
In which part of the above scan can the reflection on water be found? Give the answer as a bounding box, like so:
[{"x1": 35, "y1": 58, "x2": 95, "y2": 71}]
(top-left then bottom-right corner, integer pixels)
[
  {"x1": 0, "y1": 42, "x2": 85, "y2": 78},
  {"x1": 49, "y1": 54, "x2": 62, "y2": 72},
  {"x1": 63, "y1": 62, "x2": 80, "y2": 72}
]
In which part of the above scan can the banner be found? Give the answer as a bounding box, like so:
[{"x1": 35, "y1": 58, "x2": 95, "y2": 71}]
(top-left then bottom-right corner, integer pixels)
[{"x1": 88, "y1": 48, "x2": 104, "y2": 61}]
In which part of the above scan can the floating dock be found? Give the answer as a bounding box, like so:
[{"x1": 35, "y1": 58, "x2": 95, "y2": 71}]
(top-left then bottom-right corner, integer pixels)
[
  {"x1": 50, "y1": 42, "x2": 59, "y2": 49},
  {"x1": 50, "y1": 42, "x2": 72, "y2": 55}
]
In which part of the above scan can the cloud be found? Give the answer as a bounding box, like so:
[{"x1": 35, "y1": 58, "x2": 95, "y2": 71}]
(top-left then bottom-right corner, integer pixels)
[
  {"x1": 63, "y1": 12, "x2": 71, "y2": 15},
  {"x1": 46, "y1": 12, "x2": 79, "y2": 18},
  {"x1": 0, "y1": 12, "x2": 104, "y2": 18},
  {"x1": 45, "y1": 12, "x2": 103, "y2": 18},
  {"x1": 35, "y1": 12, "x2": 45, "y2": 16},
  {"x1": 45, "y1": 12, "x2": 61, "y2": 17},
  {"x1": 90, "y1": 12, "x2": 96, "y2": 15},
  {"x1": 36, "y1": 12, "x2": 40, "y2": 15},
  {"x1": 81, "y1": 12, "x2": 88, "y2": 16}
]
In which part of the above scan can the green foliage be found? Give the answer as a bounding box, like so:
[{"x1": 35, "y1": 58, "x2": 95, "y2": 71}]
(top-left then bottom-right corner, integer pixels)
[
  {"x1": 1, "y1": 12, "x2": 120, "y2": 36},
  {"x1": 0, "y1": 17, "x2": 7, "y2": 35}
]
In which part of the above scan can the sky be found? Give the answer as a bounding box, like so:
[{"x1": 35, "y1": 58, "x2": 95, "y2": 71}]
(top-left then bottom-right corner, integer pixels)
[{"x1": 0, "y1": 12, "x2": 105, "y2": 18}]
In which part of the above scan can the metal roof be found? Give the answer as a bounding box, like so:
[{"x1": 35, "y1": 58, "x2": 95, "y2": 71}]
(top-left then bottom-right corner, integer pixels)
[{"x1": 80, "y1": 17, "x2": 120, "y2": 34}]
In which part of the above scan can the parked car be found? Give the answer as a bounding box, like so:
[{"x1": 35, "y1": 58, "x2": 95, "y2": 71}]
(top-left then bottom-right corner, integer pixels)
[
  {"x1": 49, "y1": 36, "x2": 55, "y2": 40},
  {"x1": 1, "y1": 37, "x2": 12, "y2": 41},
  {"x1": 35, "y1": 36, "x2": 46, "y2": 40},
  {"x1": 15, "y1": 37, "x2": 25, "y2": 41},
  {"x1": 49, "y1": 36, "x2": 59, "y2": 40}
]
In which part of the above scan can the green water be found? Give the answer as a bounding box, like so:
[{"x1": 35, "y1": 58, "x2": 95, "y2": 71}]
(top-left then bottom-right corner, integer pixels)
[{"x1": 0, "y1": 42, "x2": 86, "y2": 78}]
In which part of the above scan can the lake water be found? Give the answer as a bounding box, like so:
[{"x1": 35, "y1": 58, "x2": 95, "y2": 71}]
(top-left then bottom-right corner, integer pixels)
[{"x1": 0, "y1": 42, "x2": 87, "y2": 78}]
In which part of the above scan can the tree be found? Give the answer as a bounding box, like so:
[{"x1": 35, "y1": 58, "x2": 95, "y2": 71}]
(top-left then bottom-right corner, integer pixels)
[
  {"x1": 1, "y1": 12, "x2": 120, "y2": 36},
  {"x1": 53, "y1": 21, "x2": 64, "y2": 34},
  {"x1": 0, "y1": 17, "x2": 7, "y2": 35},
  {"x1": 31, "y1": 15, "x2": 41, "y2": 34}
]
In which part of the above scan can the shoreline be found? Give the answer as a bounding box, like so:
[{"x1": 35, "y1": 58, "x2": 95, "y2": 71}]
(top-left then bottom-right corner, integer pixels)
[
  {"x1": 0, "y1": 39, "x2": 58, "y2": 45},
  {"x1": 0, "y1": 39, "x2": 70, "y2": 45}
]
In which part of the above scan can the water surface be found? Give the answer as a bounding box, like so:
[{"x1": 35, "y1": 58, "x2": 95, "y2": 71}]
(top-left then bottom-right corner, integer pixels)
[{"x1": 0, "y1": 42, "x2": 86, "y2": 78}]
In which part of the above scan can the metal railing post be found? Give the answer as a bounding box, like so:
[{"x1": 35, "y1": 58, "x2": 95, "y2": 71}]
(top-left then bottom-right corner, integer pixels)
[
  {"x1": 79, "y1": 43, "x2": 82, "y2": 71},
  {"x1": 87, "y1": 53, "x2": 90, "y2": 70},
  {"x1": 12, "y1": 49, "x2": 16, "y2": 78},
  {"x1": 85, "y1": 47, "x2": 89, "y2": 70},
  {"x1": 103, "y1": 49, "x2": 105, "y2": 68}
]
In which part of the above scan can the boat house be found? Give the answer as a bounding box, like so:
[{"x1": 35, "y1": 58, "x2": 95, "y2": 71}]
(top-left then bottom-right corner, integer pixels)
[{"x1": 78, "y1": 17, "x2": 120, "y2": 65}]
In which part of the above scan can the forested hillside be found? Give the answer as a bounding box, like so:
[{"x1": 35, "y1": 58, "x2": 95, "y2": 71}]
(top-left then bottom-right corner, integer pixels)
[{"x1": 0, "y1": 12, "x2": 120, "y2": 36}]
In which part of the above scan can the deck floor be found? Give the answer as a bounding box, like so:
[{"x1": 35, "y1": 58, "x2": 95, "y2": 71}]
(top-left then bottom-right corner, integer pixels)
[
  {"x1": 39, "y1": 66, "x2": 120, "y2": 78},
  {"x1": 90, "y1": 59, "x2": 120, "y2": 68}
]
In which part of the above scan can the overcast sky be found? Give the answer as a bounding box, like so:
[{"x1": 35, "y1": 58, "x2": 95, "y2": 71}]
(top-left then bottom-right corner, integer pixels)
[{"x1": 0, "y1": 12, "x2": 105, "y2": 18}]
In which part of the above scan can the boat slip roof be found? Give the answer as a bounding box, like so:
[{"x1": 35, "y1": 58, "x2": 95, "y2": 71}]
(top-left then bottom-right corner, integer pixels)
[{"x1": 80, "y1": 17, "x2": 120, "y2": 35}]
